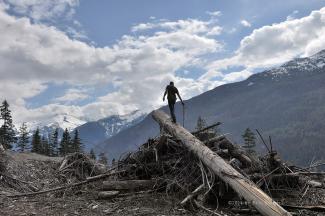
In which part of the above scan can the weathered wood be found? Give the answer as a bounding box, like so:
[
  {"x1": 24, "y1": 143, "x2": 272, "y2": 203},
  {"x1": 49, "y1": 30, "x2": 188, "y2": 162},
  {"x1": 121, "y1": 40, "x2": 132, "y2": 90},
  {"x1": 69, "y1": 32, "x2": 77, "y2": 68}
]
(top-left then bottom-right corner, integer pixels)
[
  {"x1": 180, "y1": 184, "x2": 204, "y2": 206},
  {"x1": 282, "y1": 204, "x2": 325, "y2": 212},
  {"x1": 98, "y1": 191, "x2": 120, "y2": 199},
  {"x1": 0, "y1": 143, "x2": 5, "y2": 153},
  {"x1": 102, "y1": 180, "x2": 156, "y2": 191},
  {"x1": 203, "y1": 135, "x2": 226, "y2": 147},
  {"x1": 218, "y1": 138, "x2": 252, "y2": 168},
  {"x1": 307, "y1": 180, "x2": 323, "y2": 188},
  {"x1": 7, "y1": 169, "x2": 124, "y2": 198},
  {"x1": 192, "y1": 122, "x2": 222, "y2": 135},
  {"x1": 152, "y1": 110, "x2": 291, "y2": 216}
]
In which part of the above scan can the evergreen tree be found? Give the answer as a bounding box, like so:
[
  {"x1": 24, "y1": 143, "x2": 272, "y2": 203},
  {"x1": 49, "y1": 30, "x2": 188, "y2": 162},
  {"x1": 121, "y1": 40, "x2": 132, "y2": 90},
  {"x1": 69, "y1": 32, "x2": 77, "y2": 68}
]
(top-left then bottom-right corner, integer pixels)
[
  {"x1": 0, "y1": 100, "x2": 17, "y2": 149},
  {"x1": 112, "y1": 158, "x2": 116, "y2": 166},
  {"x1": 49, "y1": 128, "x2": 59, "y2": 156},
  {"x1": 59, "y1": 128, "x2": 71, "y2": 156},
  {"x1": 89, "y1": 149, "x2": 96, "y2": 160},
  {"x1": 17, "y1": 122, "x2": 29, "y2": 152},
  {"x1": 242, "y1": 128, "x2": 256, "y2": 153},
  {"x1": 31, "y1": 128, "x2": 41, "y2": 153},
  {"x1": 195, "y1": 116, "x2": 207, "y2": 131},
  {"x1": 72, "y1": 130, "x2": 83, "y2": 153},
  {"x1": 98, "y1": 152, "x2": 108, "y2": 165},
  {"x1": 41, "y1": 136, "x2": 50, "y2": 156}
]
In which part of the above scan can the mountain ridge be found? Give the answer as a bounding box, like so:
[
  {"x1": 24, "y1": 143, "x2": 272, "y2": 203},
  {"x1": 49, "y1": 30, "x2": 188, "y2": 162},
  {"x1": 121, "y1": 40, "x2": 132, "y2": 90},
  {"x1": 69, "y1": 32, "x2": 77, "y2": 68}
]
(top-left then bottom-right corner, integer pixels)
[{"x1": 98, "y1": 49, "x2": 325, "y2": 165}]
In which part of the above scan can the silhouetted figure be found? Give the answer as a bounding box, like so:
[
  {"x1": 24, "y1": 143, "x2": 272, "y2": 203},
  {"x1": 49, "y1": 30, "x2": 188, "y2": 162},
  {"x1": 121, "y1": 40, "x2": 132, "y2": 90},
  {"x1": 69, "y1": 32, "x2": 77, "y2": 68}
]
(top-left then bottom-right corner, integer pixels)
[{"x1": 163, "y1": 82, "x2": 184, "y2": 123}]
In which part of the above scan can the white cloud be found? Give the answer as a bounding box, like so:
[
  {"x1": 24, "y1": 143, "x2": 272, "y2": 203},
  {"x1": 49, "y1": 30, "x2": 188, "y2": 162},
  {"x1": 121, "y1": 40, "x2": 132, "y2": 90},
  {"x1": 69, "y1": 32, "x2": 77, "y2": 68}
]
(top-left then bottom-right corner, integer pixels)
[
  {"x1": 240, "y1": 20, "x2": 251, "y2": 27},
  {"x1": 4, "y1": 0, "x2": 79, "y2": 21},
  {"x1": 222, "y1": 70, "x2": 253, "y2": 82},
  {"x1": 237, "y1": 7, "x2": 325, "y2": 66},
  {"x1": 3, "y1": 3, "x2": 325, "y2": 127},
  {"x1": 132, "y1": 18, "x2": 223, "y2": 36},
  {"x1": 54, "y1": 89, "x2": 89, "y2": 103},
  {"x1": 207, "y1": 26, "x2": 222, "y2": 36},
  {"x1": 202, "y1": 7, "x2": 325, "y2": 80},
  {"x1": 287, "y1": 10, "x2": 299, "y2": 21},
  {"x1": 206, "y1": 11, "x2": 222, "y2": 17},
  {"x1": 0, "y1": 5, "x2": 223, "y2": 124}
]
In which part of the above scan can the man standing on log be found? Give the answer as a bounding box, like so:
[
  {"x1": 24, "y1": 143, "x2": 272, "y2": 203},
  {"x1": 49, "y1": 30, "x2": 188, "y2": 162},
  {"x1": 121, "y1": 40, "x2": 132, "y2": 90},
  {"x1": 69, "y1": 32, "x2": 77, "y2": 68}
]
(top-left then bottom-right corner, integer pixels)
[{"x1": 163, "y1": 81, "x2": 184, "y2": 123}]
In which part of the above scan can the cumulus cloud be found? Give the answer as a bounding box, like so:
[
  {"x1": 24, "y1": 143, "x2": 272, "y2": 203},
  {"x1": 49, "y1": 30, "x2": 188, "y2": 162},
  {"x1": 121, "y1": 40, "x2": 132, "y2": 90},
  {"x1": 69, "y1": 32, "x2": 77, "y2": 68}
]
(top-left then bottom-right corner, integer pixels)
[
  {"x1": 54, "y1": 89, "x2": 89, "y2": 103},
  {"x1": 203, "y1": 7, "x2": 325, "y2": 80},
  {"x1": 240, "y1": 20, "x2": 251, "y2": 27},
  {"x1": 2, "y1": 2, "x2": 325, "y2": 126},
  {"x1": 0, "y1": 5, "x2": 223, "y2": 124},
  {"x1": 132, "y1": 17, "x2": 223, "y2": 36},
  {"x1": 4, "y1": 0, "x2": 79, "y2": 21},
  {"x1": 287, "y1": 10, "x2": 299, "y2": 21}
]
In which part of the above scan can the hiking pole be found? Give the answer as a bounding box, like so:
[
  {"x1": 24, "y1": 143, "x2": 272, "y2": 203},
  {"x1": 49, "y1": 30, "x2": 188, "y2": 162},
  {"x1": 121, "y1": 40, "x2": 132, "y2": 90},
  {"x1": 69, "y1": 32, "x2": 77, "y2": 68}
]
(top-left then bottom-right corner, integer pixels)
[{"x1": 182, "y1": 103, "x2": 185, "y2": 127}]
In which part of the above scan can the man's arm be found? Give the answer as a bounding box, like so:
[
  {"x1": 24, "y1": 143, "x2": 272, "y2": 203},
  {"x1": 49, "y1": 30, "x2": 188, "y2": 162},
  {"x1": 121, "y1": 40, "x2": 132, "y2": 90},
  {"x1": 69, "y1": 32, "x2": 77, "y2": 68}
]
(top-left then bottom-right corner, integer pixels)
[
  {"x1": 177, "y1": 92, "x2": 184, "y2": 105},
  {"x1": 163, "y1": 89, "x2": 167, "y2": 101}
]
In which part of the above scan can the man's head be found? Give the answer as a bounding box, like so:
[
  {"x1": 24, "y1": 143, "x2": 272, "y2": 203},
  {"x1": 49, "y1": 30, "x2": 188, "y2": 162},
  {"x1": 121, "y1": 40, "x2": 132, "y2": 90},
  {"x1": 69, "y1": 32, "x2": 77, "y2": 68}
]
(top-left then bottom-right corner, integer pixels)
[{"x1": 170, "y1": 81, "x2": 174, "y2": 86}]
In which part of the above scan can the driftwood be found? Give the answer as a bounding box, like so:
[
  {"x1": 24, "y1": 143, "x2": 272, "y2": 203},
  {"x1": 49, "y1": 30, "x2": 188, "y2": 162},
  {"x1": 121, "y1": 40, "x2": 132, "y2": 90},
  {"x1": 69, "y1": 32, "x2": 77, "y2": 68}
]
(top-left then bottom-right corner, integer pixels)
[
  {"x1": 194, "y1": 200, "x2": 224, "y2": 216},
  {"x1": 102, "y1": 180, "x2": 157, "y2": 191},
  {"x1": 282, "y1": 204, "x2": 325, "y2": 212},
  {"x1": 307, "y1": 180, "x2": 323, "y2": 188},
  {"x1": 58, "y1": 153, "x2": 105, "y2": 180},
  {"x1": 97, "y1": 191, "x2": 120, "y2": 199},
  {"x1": 7, "y1": 169, "x2": 124, "y2": 198},
  {"x1": 218, "y1": 137, "x2": 253, "y2": 168},
  {"x1": 152, "y1": 110, "x2": 291, "y2": 216},
  {"x1": 203, "y1": 135, "x2": 225, "y2": 147},
  {"x1": 192, "y1": 122, "x2": 222, "y2": 136},
  {"x1": 180, "y1": 184, "x2": 204, "y2": 206},
  {"x1": 0, "y1": 143, "x2": 5, "y2": 153}
]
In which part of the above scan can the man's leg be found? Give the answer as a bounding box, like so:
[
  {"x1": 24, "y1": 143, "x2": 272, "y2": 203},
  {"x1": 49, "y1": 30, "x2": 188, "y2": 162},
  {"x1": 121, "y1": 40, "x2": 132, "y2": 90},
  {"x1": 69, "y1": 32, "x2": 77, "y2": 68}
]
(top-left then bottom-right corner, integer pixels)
[{"x1": 168, "y1": 100, "x2": 176, "y2": 123}]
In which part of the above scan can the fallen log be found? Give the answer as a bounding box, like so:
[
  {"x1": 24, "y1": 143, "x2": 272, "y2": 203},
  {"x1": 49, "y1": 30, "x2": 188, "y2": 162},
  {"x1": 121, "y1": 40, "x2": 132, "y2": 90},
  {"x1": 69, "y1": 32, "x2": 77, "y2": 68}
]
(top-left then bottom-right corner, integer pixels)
[
  {"x1": 152, "y1": 110, "x2": 291, "y2": 216},
  {"x1": 102, "y1": 179, "x2": 157, "y2": 191}
]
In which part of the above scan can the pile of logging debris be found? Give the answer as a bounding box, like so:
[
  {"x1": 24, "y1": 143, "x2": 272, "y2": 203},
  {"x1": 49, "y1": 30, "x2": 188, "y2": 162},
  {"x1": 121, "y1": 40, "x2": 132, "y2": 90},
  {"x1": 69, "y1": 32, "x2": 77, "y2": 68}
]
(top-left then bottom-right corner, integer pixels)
[
  {"x1": 2, "y1": 110, "x2": 325, "y2": 216},
  {"x1": 98, "y1": 110, "x2": 325, "y2": 216}
]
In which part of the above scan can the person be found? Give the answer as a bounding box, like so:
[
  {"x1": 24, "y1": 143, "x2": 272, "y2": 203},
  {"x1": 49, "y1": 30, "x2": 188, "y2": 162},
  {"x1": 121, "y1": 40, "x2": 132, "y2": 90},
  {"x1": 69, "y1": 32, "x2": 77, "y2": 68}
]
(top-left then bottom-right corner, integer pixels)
[{"x1": 163, "y1": 81, "x2": 184, "y2": 123}]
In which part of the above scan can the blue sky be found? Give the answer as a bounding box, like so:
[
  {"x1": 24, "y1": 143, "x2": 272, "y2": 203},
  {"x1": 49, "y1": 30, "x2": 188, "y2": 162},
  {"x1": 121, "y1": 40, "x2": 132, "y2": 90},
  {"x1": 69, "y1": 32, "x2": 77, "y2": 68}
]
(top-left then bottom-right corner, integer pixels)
[
  {"x1": 74, "y1": 0, "x2": 324, "y2": 47},
  {"x1": 0, "y1": 0, "x2": 325, "y2": 125}
]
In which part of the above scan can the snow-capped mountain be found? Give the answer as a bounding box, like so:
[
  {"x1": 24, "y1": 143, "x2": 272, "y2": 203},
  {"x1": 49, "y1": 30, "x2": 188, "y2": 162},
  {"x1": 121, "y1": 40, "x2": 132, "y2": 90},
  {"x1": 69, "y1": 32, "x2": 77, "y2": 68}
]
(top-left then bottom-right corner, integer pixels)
[
  {"x1": 262, "y1": 50, "x2": 325, "y2": 79},
  {"x1": 25, "y1": 114, "x2": 86, "y2": 137},
  {"x1": 74, "y1": 110, "x2": 146, "y2": 152},
  {"x1": 98, "y1": 49, "x2": 325, "y2": 165}
]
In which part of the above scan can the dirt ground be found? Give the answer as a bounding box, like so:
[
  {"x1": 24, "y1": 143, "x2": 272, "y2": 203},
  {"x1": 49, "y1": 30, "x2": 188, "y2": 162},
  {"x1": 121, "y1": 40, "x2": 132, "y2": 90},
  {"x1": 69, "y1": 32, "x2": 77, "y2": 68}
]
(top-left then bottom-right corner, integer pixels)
[
  {"x1": 0, "y1": 193, "x2": 208, "y2": 216},
  {"x1": 0, "y1": 152, "x2": 212, "y2": 216}
]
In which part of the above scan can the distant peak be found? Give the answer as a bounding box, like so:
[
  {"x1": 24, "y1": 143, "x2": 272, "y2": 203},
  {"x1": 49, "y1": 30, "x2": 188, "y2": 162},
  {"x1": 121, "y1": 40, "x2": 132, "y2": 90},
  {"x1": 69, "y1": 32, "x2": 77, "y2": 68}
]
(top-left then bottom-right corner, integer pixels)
[{"x1": 310, "y1": 49, "x2": 325, "y2": 59}]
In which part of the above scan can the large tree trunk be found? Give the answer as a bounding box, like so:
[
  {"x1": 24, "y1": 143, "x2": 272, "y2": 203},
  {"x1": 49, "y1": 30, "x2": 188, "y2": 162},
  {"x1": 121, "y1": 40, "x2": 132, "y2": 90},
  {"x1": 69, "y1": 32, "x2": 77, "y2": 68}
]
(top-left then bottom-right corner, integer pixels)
[{"x1": 152, "y1": 110, "x2": 291, "y2": 216}]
